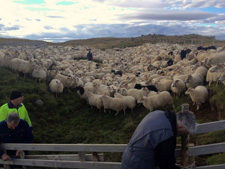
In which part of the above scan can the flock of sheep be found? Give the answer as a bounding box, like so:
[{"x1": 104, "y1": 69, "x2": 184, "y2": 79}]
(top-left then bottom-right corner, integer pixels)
[{"x1": 0, "y1": 42, "x2": 224, "y2": 115}]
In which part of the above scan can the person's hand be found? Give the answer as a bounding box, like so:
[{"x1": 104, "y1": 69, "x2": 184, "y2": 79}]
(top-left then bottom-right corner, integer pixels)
[
  {"x1": 16, "y1": 150, "x2": 23, "y2": 157},
  {"x1": 1, "y1": 153, "x2": 11, "y2": 161}
]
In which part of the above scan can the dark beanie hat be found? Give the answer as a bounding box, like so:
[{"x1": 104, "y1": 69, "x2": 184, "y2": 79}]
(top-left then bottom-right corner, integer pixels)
[{"x1": 10, "y1": 90, "x2": 23, "y2": 100}]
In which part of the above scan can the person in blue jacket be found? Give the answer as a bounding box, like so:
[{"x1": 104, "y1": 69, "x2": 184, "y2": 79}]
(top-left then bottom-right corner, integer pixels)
[
  {"x1": 0, "y1": 112, "x2": 33, "y2": 161},
  {"x1": 121, "y1": 110, "x2": 196, "y2": 169}
]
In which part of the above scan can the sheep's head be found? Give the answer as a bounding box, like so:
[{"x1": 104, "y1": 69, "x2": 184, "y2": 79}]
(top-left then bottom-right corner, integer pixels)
[{"x1": 185, "y1": 88, "x2": 194, "y2": 95}]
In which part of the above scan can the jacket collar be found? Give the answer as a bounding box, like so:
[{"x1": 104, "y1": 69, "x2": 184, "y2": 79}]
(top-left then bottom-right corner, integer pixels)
[
  {"x1": 8, "y1": 101, "x2": 22, "y2": 109},
  {"x1": 165, "y1": 110, "x2": 177, "y2": 136}
]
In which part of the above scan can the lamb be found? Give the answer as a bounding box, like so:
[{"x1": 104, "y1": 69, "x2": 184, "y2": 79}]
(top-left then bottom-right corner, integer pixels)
[
  {"x1": 49, "y1": 79, "x2": 64, "y2": 96},
  {"x1": 85, "y1": 91, "x2": 103, "y2": 113},
  {"x1": 171, "y1": 79, "x2": 186, "y2": 96},
  {"x1": 127, "y1": 87, "x2": 149, "y2": 102},
  {"x1": 100, "y1": 95, "x2": 125, "y2": 116},
  {"x1": 114, "y1": 93, "x2": 136, "y2": 112},
  {"x1": 138, "y1": 91, "x2": 174, "y2": 111},
  {"x1": 185, "y1": 86, "x2": 208, "y2": 110}
]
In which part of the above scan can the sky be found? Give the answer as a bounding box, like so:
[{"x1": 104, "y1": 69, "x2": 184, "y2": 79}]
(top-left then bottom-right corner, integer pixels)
[{"x1": 0, "y1": 0, "x2": 224, "y2": 42}]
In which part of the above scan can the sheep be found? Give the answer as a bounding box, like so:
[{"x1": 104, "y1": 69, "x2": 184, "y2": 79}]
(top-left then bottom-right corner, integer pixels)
[
  {"x1": 54, "y1": 73, "x2": 75, "y2": 88},
  {"x1": 185, "y1": 74, "x2": 203, "y2": 88},
  {"x1": 138, "y1": 91, "x2": 174, "y2": 111},
  {"x1": 10, "y1": 58, "x2": 32, "y2": 75},
  {"x1": 134, "y1": 83, "x2": 158, "y2": 92},
  {"x1": 117, "y1": 88, "x2": 128, "y2": 96},
  {"x1": 206, "y1": 64, "x2": 225, "y2": 86},
  {"x1": 49, "y1": 79, "x2": 64, "y2": 96},
  {"x1": 127, "y1": 88, "x2": 149, "y2": 102},
  {"x1": 75, "y1": 85, "x2": 95, "y2": 100},
  {"x1": 100, "y1": 95, "x2": 125, "y2": 116},
  {"x1": 171, "y1": 79, "x2": 186, "y2": 96},
  {"x1": 93, "y1": 84, "x2": 111, "y2": 96},
  {"x1": 114, "y1": 93, "x2": 136, "y2": 112},
  {"x1": 204, "y1": 52, "x2": 225, "y2": 67},
  {"x1": 185, "y1": 86, "x2": 208, "y2": 110},
  {"x1": 85, "y1": 91, "x2": 103, "y2": 113},
  {"x1": 155, "y1": 79, "x2": 173, "y2": 92},
  {"x1": 194, "y1": 66, "x2": 208, "y2": 80},
  {"x1": 32, "y1": 66, "x2": 47, "y2": 83}
]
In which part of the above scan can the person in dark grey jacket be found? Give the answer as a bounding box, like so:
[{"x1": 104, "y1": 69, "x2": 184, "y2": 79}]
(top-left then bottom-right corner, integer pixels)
[
  {"x1": 121, "y1": 110, "x2": 196, "y2": 169},
  {"x1": 87, "y1": 49, "x2": 93, "y2": 61}
]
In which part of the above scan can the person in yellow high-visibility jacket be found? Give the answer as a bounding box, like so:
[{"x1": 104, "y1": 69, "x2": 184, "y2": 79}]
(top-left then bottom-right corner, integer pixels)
[{"x1": 0, "y1": 90, "x2": 32, "y2": 127}]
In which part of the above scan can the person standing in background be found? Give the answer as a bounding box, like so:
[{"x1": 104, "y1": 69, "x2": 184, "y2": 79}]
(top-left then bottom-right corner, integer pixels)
[{"x1": 87, "y1": 49, "x2": 93, "y2": 61}]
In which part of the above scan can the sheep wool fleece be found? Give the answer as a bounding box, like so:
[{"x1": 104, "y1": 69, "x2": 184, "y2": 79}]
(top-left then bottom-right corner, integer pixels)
[
  {"x1": 121, "y1": 110, "x2": 180, "y2": 169},
  {"x1": 0, "y1": 102, "x2": 32, "y2": 127}
]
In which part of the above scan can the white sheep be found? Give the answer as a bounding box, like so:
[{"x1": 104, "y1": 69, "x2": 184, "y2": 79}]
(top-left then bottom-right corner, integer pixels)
[
  {"x1": 185, "y1": 85, "x2": 208, "y2": 110},
  {"x1": 85, "y1": 91, "x2": 103, "y2": 113},
  {"x1": 127, "y1": 87, "x2": 149, "y2": 102},
  {"x1": 185, "y1": 74, "x2": 203, "y2": 88},
  {"x1": 114, "y1": 93, "x2": 136, "y2": 112},
  {"x1": 138, "y1": 91, "x2": 174, "y2": 111},
  {"x1": 117, "y1": 88, "x2": 128, "y2": 96},
  {"x1": 155, "y1": 79, "x2": 173, "y2": 92},
  {"x1": 100, "y1": 95, "x2": 125, "y2": 116},
  {"x1": 171, "y1": 79, "x2": 186, "y2": 96},
  {"x1": 32, "y1": 66, "x2": 47, "y2": 83},
  {"x1": 206, "y1": 64, "x2": 225, "y2": 86},
  {"x1": 10, "y1": 58, "x2": 32, "y2": 75},
  {"x1": 49, "y1": 79, "x2": 64, "y2": 96},
  {"x1": 54, "y1": 73, "x2": 75, "y2": 88},
  {"x1": 204, "y1": 52, "x2": 225, "y2": 67}
]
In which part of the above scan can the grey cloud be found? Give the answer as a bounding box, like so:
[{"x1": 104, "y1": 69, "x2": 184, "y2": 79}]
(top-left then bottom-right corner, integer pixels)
[
  {"x1": 36, "y1": 19, "x2": 41, "y2": 22},
  {"x1": 44, "y1": 26, "x2": 53, "y2": 30},
  {"x1": 47, "y1": 16, "x2": 64, "y2": 18},
  {"x1": 121, "y1": 10, "x2": 217, "y2": 21},
  {"x1": 5, "y1": 25, "x2": 20, "y2": 31},
  {"x1": 26, "y1": 18, "x2": 32, "y2": 21},
  {"x1": 183, "y1": 1, "x2": 225, "y2": 8},
  {"x1": 0, "y1": 24, "x2": 4, "y2": 30},
  {"x1": 60, "y1": 27, "x2": 70, "y2": 32},
  {"x1": 204, "y1": 13, "x2": 225, "y2": 23}
]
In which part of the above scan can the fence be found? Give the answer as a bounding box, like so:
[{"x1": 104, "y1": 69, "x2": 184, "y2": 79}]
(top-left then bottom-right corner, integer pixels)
[{"x1": 0, "y1": 120, "x2": 225, "y2": 168}]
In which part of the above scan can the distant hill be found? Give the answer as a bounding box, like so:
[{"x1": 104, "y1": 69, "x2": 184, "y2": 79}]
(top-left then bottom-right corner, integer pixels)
[{"x1": 0, "y1": 34, "x2": 225, "y2": 49}]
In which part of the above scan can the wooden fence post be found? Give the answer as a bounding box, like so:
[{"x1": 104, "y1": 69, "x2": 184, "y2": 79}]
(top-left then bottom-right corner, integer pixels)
[
  {"x1": 19, "y1": 151, "x2": 27, "y2": 169},
  {"x1": 181, "y1": 104, "x2": 190, "y2": 169}
]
